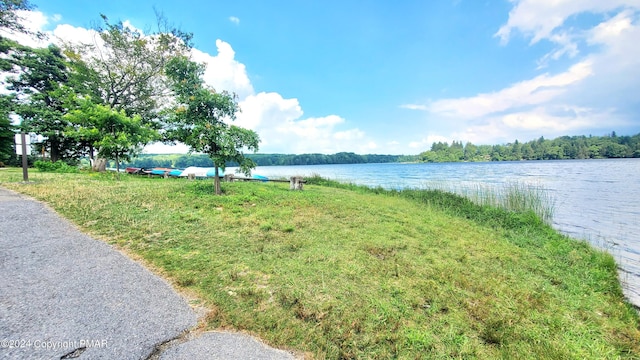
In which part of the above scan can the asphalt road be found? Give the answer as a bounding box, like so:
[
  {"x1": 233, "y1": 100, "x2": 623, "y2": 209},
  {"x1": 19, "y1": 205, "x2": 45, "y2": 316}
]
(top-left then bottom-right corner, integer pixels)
[{"x1": 0, "y1": 187, "x2": 295, "y2": 360}]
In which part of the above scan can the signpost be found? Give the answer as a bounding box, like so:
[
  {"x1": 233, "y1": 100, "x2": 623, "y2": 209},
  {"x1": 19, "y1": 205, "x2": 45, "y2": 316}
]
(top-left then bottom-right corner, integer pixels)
[{"x1": 14, "y1": 132, "x2": 30, "y2": 182}]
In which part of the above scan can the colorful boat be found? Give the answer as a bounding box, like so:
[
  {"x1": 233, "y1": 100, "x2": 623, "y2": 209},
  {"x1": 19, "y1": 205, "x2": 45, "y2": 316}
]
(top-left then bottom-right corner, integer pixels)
[
  {"x1": 125, "y1": 167, "x2": 142, "y2": 174},
  {"x1": 127, "y1": 166, "x2": 267, "y2": 181},
  {"x1": 178, "y1": 166, "x2": 225, "y2": 178}
]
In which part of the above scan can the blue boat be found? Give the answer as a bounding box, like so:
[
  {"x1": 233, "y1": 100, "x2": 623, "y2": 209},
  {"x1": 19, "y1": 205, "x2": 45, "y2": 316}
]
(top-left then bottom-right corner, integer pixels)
[{"x1": 150, "y1": 169, "x2": 167, "y2": 175}]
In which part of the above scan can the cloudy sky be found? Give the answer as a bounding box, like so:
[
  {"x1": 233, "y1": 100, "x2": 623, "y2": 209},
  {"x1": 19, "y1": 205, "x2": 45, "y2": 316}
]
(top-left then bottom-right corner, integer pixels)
[{"x1": 6, "y1": 0, "x2": 640, "y2": 154}]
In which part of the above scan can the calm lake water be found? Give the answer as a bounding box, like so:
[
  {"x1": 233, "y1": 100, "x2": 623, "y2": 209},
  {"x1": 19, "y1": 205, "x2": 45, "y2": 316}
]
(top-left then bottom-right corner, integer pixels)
[{"x1": 235, "y1": 159, "x2": 640, "y2": 308}]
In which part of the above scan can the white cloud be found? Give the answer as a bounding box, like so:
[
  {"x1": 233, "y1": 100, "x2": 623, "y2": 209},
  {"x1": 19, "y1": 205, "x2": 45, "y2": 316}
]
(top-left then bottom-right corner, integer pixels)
[
  {"x1": 500, "y1": 106, "x2": 596, "y2": 132},
  {"x1": 449, "y1": 124, "x2": 511, "y2": 145},
  {"x1": 406, "y1": 54, "x2": 626, "y2": 143},
  {"x1": 496, "y1": 1, "x2": 640, "y2": 69},
  {"x1": 121, "y1": 20, "x2": 139, "y2": 32},
  {"x1": 535, "y1": 31, "x2": 579, "y2": 69},
  {"x1": 236, "y1": 92, "x2": 302, "y2": 129},
  {"x1": 403, "y1": 3, "x2": 640, "y2": 146},
  {"x1": 229, "y1": 16, "x2": 240, "y2": 25},
  {"x1": 333, "y1": 129, "x2": 365, "y2": 141},
  {"x1": 144, "y1": 142, "x2": 191, "y2": 154},
  {"x1": 235, "y1": 92, "x2": 373, "y2": 153},
  {"x1": 590, "y1": 11, "x2": 634, "y2": 43},
  {"x1": 400, "y1": 104, "x2": 428, "y2": 111},
  {"x1": 566, "y1": 10, "x2": 640, "y2": 114},
  {"x1": 495, "y1": 0, "x2": 640, "y2": 45},
  {"x1": 409, "y1": 135, "x2": 451, "y2": 149},
  {"x1": 426, "y1": 60, "x2": 593, "y2": 119},
  {"x1": 52, "y1": 24, "x2": 101, "y2": 47},
  {"x1": 0, "y1": 10, "x2": 51, "y2": 47},
  {"x1": 364, "y1": 141, "x2": 378, "y2": 151},
  {"x1": 192, "y1": 40, "x2": 254, "y2": 99},
  {"x1": 184, "y1": 40, "x2": 376, "y2": 154}
]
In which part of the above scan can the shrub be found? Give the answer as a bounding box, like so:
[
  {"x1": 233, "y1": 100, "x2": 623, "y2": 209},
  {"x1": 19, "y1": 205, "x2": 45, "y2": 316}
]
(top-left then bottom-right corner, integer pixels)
[{"x1": 34, "y1": 160, "x2": 79, "y2": 173}]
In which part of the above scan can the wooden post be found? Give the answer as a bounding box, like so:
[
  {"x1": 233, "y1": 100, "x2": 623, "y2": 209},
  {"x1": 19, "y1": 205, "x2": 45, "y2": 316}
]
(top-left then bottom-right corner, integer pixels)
[
  {"x1": 187, "y1": 173, "x2": 195, "y2": 180},
  {"x1": 224, "y1": 174, "x2": 235, "y2": 182},
  {"x1": 20, "y1": 131, "x2": 28, "y2": 182},
  {"x1": 290, "y1": 176, "x2": 304, "y2": 190}
]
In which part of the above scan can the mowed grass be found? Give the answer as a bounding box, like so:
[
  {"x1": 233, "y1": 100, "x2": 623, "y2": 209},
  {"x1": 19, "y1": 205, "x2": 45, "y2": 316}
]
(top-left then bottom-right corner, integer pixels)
[{"x1": 1, "y1": 169, "x2": 639, "y2": 359}]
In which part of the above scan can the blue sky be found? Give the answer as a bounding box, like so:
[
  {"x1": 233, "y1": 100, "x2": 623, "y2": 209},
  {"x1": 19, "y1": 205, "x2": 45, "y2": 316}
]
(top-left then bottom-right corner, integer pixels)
[{"x1": 8, "y1": 0, "x2": 640, "y2": 154}]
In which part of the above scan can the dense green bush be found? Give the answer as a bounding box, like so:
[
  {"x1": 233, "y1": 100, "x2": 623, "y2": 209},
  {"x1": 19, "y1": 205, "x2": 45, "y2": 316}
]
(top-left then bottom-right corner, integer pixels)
[{"x1": 34, "y1": 160, "x2": 79, "y2": 173}]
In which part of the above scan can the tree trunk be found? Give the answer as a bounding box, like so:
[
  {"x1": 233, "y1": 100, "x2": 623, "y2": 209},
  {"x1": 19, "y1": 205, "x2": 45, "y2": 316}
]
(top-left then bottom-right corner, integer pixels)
[
  {"x1": 93, "y1": 158, "x2": 107, "y2": 172},
  {"x1": 115, "y1": 152, "x2": 120, "y2": 179},
  {"x1": 290, "y1": 176, "x2": 304, "y2": 190},
  {"x1": 214, "y1": 165, "x2": 221, "y2": 195},
  {"x1": 50, "y1": 139, "x2": 60, "y2": 163}
]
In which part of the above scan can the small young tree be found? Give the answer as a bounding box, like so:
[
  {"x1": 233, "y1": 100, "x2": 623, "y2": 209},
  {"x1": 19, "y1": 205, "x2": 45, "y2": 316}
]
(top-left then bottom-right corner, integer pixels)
[
  {"x1": 165, "y1": 55, "x2": 259, "y2": 195},
  {"x1": 65, "y1": 99, "x2": 158, "y2": 175}
]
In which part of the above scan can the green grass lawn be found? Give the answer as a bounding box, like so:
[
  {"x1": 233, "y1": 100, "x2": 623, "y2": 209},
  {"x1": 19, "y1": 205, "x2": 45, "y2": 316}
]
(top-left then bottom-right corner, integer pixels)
[{"x1": 1, "y1": 168, "x2": 639, "y2": 359}]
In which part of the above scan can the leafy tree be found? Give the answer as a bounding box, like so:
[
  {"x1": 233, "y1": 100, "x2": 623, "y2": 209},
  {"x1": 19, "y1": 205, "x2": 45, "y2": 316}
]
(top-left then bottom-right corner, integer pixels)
[
  {"x1": 0, "y1": 95, "x2": 15, "y2": 164},
  {"x1": 0, "y1": 0, "x2": 41, "y2": 165},
  {"x1": 0, "y1": 34, "x2": 16, "y2": 72},
  {"x1": 63, "y1": 14, "x2": 192, "y2": 126},
  {"x1": 511, "y1": 140, "x2": 522, "y2": 160},
  {"x1": 601, "y1": 143, "x2": 628, "y2": 158},
  {"x1": 60, "y1": 13, "x2": 192, "y2": 168},
  {"x1": 545, "y1": 145, "x2": 564, "y2": 160},
  {"x1": 65, "y1": 99, "x2": 158, "y2": 175},
  {"x1": 463, "y1": 142, "x2": 477, "y2": 161},
  {"x1": 0, "y1": 0, "x2": 46, "y2": 72},
  {"x1": 165, "y1": 55, "x2": 259, "y2": 195},
  {"x1": 0, "y1": 0, "x2": 37, "y2": 36},
  {"x1": 450, "y1": 141, "x2": 464, "y2": 161},
  {"x1": 5, "y1": 44, "x2": 80, "y2": 162}
]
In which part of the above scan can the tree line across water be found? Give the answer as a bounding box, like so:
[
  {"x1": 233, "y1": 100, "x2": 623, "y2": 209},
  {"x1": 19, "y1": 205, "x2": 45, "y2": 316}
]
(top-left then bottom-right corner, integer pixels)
[
  {"x1": 122, "y1": 152, "x2": 418, "y2": 168},
  {"x1": 118, "y1": 131, "x2": 639, "y2": 169},
  {"x1": 418, "y1": 132, "x2": 640, "y2": 163}
]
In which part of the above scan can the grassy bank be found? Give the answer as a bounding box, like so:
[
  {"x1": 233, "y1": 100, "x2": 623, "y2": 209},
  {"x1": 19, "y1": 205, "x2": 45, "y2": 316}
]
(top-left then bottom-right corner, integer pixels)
[{"x1": 1, "y1": 169, "x2": 639, "y2": 359}]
